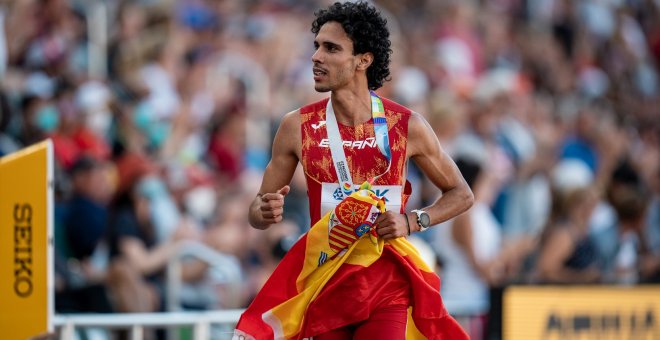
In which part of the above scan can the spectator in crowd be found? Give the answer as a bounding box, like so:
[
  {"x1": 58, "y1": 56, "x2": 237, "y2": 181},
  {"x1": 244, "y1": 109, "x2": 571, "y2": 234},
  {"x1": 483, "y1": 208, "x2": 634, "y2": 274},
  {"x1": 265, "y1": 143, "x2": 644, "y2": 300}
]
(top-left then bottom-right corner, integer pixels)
[
  {"x1": 106, "y1": 153, "x2": 207, "y2": 313},
  {"x1": 433, "y1": 156, "x2": 535, "y2": 339},
  {"x1": 63, "y1": 156, "x2": 113, "y2": 262},
  {"x1": 642, "y1": 166, "x2": 660, "y2": 283},
  {"x1": 533, "y1": 186, "x2": 602, "y2": 284},
  {"x1": 591, "y1": 160, "x2": 657, "y2": 285},
  {"x1": 55, "y1": 155, "x2": 114, "y2": 313},
  {"x1": 610, "y1": 184, "x2": 651, "y2": 284},
  {"x1": 432, "y1": 156, "x2": 503, "y2": 338},
  {"x1": 0, "y1": 91, "x2": 20, "y2": 156}
]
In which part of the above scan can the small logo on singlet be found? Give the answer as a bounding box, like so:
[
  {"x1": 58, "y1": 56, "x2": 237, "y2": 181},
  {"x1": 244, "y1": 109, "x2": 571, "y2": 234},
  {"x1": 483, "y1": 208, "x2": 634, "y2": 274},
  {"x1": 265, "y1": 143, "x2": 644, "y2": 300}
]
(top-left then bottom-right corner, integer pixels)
[{"x1": 311, "y1": 121, "x2": 326, "y2": 130}]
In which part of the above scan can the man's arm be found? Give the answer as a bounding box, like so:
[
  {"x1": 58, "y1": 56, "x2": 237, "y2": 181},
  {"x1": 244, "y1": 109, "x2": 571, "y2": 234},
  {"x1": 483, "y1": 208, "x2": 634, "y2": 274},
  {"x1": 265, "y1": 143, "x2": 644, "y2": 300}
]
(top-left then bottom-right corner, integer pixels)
[
  {"x1": 375, "y1": 112, "x2": 473, "y2": 239},
  {"x1": 406, "y1": 111, "x2": 474, "y2": 231},
  {"x1": 248, "y1": 110, "x2": 301, "y2": 230}
]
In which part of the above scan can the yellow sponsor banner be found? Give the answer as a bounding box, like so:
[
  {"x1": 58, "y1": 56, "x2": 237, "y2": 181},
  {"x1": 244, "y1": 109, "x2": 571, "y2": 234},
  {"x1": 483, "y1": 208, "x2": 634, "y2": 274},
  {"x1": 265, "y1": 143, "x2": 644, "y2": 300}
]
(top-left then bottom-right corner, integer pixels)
[
  {"x1": 504, "y1": 285, "x2": 660, "y2": 340},
  {"x1": 0, "y1": 140, "x2": 53, "y2": 340}
]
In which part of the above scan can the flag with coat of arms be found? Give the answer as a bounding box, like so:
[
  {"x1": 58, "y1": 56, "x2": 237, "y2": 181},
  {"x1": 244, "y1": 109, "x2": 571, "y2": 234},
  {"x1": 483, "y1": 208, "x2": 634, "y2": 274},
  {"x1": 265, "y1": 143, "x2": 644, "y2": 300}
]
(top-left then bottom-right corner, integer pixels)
[{"x1": 233, "y1": 183, "x2": 468, "y2": 339}]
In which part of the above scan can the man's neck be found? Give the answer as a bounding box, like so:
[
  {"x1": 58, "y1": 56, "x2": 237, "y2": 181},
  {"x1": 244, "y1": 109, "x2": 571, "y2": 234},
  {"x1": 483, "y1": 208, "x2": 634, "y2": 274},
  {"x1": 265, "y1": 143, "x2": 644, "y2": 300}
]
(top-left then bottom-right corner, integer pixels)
[{"x1": 330, "y1": 88, "x2": 373, "y2": 126}]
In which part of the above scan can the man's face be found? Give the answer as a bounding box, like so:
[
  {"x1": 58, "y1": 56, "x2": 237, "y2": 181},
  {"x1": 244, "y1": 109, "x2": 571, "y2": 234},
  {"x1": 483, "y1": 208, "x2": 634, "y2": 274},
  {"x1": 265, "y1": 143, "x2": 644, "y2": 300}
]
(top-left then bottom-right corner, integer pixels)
[{"x1": 312, "y1": 22, "x2": 360, "y2": 92}]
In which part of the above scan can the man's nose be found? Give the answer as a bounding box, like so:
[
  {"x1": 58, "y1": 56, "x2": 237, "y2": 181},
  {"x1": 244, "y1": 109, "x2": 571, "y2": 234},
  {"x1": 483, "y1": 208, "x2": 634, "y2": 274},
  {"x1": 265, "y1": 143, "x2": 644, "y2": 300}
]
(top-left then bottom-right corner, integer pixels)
[{"x1": 311, "y1": 49, "x2": 323, "y2": 63}]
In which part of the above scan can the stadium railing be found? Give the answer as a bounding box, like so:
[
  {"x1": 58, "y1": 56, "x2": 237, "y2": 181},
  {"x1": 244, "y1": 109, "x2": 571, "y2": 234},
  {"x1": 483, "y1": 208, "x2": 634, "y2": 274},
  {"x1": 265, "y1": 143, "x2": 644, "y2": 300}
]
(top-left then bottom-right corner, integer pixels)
[{"x1": 54, "y1": 309, "x2": 244, "y2": 340}]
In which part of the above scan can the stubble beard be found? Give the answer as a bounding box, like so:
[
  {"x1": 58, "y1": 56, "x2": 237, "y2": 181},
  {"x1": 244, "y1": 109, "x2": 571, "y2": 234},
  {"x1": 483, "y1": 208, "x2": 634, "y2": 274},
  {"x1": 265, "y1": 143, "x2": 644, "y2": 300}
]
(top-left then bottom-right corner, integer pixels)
[
  {"x1": 314, "y1": 83, "x2": 332, "y2": 93},
  {"x1": 315, "y1": 67, "x2": 351, "y2": 93}
]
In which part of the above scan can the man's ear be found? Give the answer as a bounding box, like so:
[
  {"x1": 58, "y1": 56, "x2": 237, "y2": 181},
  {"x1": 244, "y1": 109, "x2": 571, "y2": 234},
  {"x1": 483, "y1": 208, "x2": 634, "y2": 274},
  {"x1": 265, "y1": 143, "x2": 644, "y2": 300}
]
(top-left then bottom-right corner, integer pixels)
[{"x1": 357, "y1": 52, "x2": 374, "y2": 71}]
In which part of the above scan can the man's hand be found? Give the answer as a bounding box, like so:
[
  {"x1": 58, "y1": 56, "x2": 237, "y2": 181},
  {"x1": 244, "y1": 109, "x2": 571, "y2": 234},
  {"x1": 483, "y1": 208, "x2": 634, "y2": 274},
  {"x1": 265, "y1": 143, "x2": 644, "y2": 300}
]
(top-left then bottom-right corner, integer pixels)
[
  {"x1": 253, "y1": 185, "x2": 290, "y2": 228},
  {"x1": 374, "y1": 211, "x2": 410, "y2": 239}
]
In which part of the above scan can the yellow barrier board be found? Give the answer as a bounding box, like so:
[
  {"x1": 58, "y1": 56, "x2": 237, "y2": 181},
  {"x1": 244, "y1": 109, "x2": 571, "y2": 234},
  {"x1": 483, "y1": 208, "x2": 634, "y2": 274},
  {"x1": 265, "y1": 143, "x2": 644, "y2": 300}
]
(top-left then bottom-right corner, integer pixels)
[
  {"x1": 504, "y1": 285, "x2": 660, "y2": 340},
  {"x1": 0, "y1": 141, "x2": 53, "y2": 340}
]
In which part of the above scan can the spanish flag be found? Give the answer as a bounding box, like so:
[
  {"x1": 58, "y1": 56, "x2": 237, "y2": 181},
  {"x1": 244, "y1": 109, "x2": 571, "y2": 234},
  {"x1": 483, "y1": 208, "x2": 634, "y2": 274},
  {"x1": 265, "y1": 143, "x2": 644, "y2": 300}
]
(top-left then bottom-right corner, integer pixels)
[{"x1": 234, "y1": 186, "x2": 468, "y2": 339}]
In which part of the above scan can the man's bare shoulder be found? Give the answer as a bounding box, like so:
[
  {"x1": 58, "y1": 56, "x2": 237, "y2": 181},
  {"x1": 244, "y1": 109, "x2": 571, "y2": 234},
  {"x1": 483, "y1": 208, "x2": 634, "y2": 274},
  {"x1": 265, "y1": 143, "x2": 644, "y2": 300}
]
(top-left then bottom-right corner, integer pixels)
[
  {"x1": 281, "y1": 108, "x2": 301, "y2": 123},
  {"x1": 278, "y1": 109, "x2": 302, "y2": 134},
  {"x1": 407, "y1": 111, "x2": 435, "y2": 139},
  {"x1": 274, "y1": 109, "x2": 302, "y2": 158},
  {"x1": 407, "y1": 111, "x2": 428, "y2": 128},
  {"x1": 407, "y1": 111, "x2": 439, "y2": 157}
]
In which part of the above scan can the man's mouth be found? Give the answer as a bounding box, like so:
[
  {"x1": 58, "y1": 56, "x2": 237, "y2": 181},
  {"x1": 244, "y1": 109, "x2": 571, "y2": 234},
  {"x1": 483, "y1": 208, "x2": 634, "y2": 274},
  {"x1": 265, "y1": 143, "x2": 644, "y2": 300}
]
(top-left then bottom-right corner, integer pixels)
[{"x1": 313, "y1": 67, "x2": 327, "y2": 77}]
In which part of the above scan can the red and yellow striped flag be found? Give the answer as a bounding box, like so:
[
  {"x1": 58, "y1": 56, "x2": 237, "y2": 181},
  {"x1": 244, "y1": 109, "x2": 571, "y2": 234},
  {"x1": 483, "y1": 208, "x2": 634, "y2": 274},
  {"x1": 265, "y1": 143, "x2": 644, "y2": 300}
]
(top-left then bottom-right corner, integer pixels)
[{"x1": 234, "y1": 187, "x2": 468, "y2": 339}]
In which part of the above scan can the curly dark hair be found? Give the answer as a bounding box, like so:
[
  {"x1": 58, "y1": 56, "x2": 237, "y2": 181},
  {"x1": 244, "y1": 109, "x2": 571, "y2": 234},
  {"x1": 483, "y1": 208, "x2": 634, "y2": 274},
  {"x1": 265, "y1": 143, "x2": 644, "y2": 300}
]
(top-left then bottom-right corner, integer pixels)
[{"x1": 311, "y1": 1, "x2": 392, "y2": 90}]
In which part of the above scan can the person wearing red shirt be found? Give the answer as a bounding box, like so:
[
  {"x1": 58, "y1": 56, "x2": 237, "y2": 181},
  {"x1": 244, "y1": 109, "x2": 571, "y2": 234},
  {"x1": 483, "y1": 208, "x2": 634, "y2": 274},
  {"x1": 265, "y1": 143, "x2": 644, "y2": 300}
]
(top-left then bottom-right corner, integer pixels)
[{"x1": 244, "y1": 2, "x2": 473, "y2": 339}]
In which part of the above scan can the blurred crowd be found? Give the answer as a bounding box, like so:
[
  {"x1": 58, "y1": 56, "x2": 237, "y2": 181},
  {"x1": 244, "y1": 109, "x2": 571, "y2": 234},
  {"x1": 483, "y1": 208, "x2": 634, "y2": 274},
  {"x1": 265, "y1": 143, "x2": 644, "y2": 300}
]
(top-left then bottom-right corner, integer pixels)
[{"x1": 0, "y1": 0, "x2": 658, "y2": 338}]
